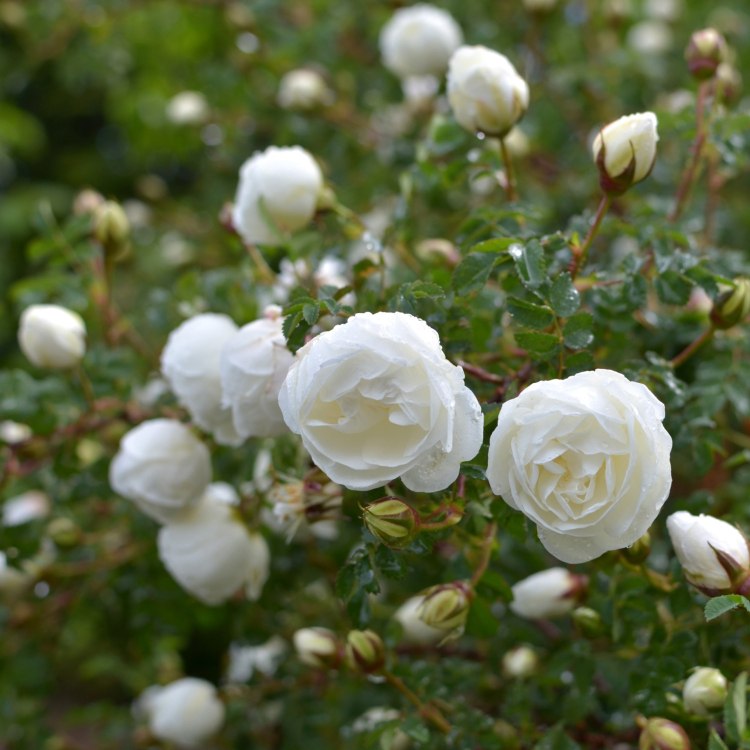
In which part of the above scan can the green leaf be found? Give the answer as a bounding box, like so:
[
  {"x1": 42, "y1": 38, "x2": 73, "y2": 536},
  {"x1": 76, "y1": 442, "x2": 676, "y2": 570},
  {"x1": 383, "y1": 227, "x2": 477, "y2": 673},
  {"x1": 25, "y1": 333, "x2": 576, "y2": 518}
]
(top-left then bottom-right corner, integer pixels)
[
  {"x1": 465, "y1": 596, "x2": 499, "y2": 638},
  {"x1": 512, "y1": 240, "x2": 546, "y2": 290},
  {"x1": 563, "y1": 313, "x2": 594, "y2": 349},
  {"x1": 548, "y1": 272, "x2": 581, "y2": 316},
  {"x1": 507, "y1": 297, "x2": 554, "y2": 329},
  {"x1": 725, "y1": 671, "x2": 748, "y2": 744},
  {"x1": 452, "y1": 253, "x2": 499, "y2": 296},
  {"x1": 655, "y1": 270, "x2": 693, "y2": 305},
  {"x1": 533, "y1": 725, "x2": 582, "y2": 750},
  {"x1": 709, "y1": 731, "x2": 730, "y2": 750},
  {"x1": 302, "y1": 302, "x2": 319, "y2": 325},
  {"x1": 400, "y1": 715, "x2": 430, "y2": 743},
  {"x1": 515, "y1": 331, "x2": 560, "y2": 356},
  {"x1": 705, "y1": 595, "x2": 750, "y2": 622},
  {"x1": 471, "y1": 237, "x2": 517, "y2": 254}
]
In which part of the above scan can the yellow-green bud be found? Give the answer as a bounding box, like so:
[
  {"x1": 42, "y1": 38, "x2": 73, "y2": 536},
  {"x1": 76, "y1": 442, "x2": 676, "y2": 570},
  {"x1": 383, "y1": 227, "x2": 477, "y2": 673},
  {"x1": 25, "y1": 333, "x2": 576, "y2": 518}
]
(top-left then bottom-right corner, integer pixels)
[
  {"x1": 711, "y1": 279, "x2": 750, "y2": 330},
  {"x1": 345, "y1": 629, "x2": 385, "y2": 673},
  {"x1": 714, "y1": 63, "x2": 742, "y2": 107},
  {"x1": 638, "y1": 717, "x2": 691, "y2": 750},
  {"x1": 362, "y1": 498, "x2": 419, "y2": 548},
  {"x1": 621, "y1": 531, "x2": 651, "y2": 565},
  {"x1": 418, "y1": 581, "x2": 472, "y2": 641},
  {"x1": 685, "y1": 28, "x2": 726, "y2": 80},
  {"x1": 46, "y1": 517, "x2": 82, "y2": 548},
  {"x1": 572, "y1": 606, "x2": 604, "y2": 638},
  {"x1": 93, "y1": 200, "x2": 130, "y2": 256},
  {"x1": 683, "y1": 667, "x2": 728, "y2": 716}
]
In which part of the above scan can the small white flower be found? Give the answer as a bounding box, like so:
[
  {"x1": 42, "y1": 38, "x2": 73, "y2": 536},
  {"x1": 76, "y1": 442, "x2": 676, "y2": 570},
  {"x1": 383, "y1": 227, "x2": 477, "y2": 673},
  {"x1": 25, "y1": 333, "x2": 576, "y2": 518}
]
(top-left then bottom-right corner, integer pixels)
[
  {"x1": 158, "y1": 485, "x2": 270, "y2": 605},
  {"x1": 141, "y1": 677, "x2": 224, "y2": 747},
  {"x1": 279, "y1": 312, "x2": 483, "y2": 492},
  {"x1": 232, "y1": 145, "x2": 323, "y2": 246},
  {"x1": 278, "y1": 68, "x2": 333, "y2": 110},
  {"x1": 225, "y1": 636, "x2": 287, "y2": 684},
  {"x1": 18, "y1": 304, "x2": 86, "y2": 369},
  {"x1": 667, "y1": 511, "x2": 750, "y2": 593},
  {"x1": 394, "y1": 595, "x2": 444, "y2": 645},
  {"x1": 161, "y1": 313, "x2": 242, "y2": 446},
  {"x1": 510, "y1": 568, "x2": 585, "y2": 620},
  {"x1": 166, "y1": 91, "x2": 209, "y2": 125},
  {"x1": 487, "y1": 369, "x2": 672, "y2": 564},
  {"x1": 109, "y1": 419, "x2": 211, "y2": 523},
  {"x1": 2, "y1": 490, "x2": 50, "y2": 527},
  {"x1": 220, "y1": 307, "x2": 295, "y2": 440},
  {"x1": 447, "y1": 45, "x2": 529, "y2": 137},
  {"x1": 627, "y1": 20, "x2": 673, "y2": 56},
  {"x1": 380, "y1": 4, "x2": 462, "y2": 79},
  {"x1": 0, "y1": 421, "x2": 32, "y2": 444},
  {"x1": 502, "y1": 645, "x2": 539, "y2": 678},
  {"x1": 683, "y1": 667, "x2": 728, "y2": 716}
]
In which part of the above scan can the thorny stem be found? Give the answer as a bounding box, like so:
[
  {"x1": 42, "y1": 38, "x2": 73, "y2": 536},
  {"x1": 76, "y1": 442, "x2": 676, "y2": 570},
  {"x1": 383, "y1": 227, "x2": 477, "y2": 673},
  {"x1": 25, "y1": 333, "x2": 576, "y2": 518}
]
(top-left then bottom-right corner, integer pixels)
[
  {"x1": 670, "y1": 326, "x2": 714, "y2": 368},
  {"x1": 469, "y1": 521, "x2": 497, "y2": 588},
  {"x1": 383, "y1": 671, "x2": 451, "y2": 734},
  {"x1": 668, "y1": 80, "x2": 711, "y2": 223},
  {"x1": 499, "y1": 136, "x2": 518, "y2": 202},
  {"x1": 420, "y1": 504, "x2": 464, "y2": 532},
  {"x1": 570, "y1": 193, "x2": 611, "y2": 279}
]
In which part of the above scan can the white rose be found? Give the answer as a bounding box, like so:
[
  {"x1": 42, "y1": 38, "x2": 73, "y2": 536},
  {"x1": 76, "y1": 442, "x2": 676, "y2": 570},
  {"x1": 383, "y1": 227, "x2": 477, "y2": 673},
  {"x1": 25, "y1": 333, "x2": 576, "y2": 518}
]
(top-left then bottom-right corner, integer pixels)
[
  {"x1": 231, "y1": 145, "x2": 323, "y2": 246},
  {"x1": 161, "y1": 313, "x2": 242, "y2": 446},
  {"x1": 379, "y1": 4, "x2": 463, "y2": 79},
  {"x1": 158, "y1": 485, "x2": 270, "y2": 605},
  {"x1": 143, "y1": 677, "x2": 224, "y2": 747},
  {"x1": 683, "y1": 667, "x2": 728, "y2": 716},
  {"x1": 278, "y1": 68, "x2": 333, "y2": 110},
  {"x1": 293, "y1": 626, "x2": 340, "y2": 668},
  {"x1": 510, "y1": 568, "x2": 585, "y2": 620},
  {"x1": 278, "y1": 312, "x2": 483, "y2": 492},
  {"x1": 109, "y1": 419, "x2": 211, "y2": 523},
  {"x1": 18, "y1": 304, "x2": 86, "y2": 369},
  {"x1": 502, "y1": 645, "x2": 539, "y2": 678},
  {"x1": 592, "y1": 112, "x2": 659, "y2": 193},
  {"x1": 2, "y1": 490, "x2": 50, "y2": 527},
  {"x1": 447, "y1": 45, "x2": 529, "y2": 137},
  {"x1": 166, "y1": 90, "x2": 209, "y2": 125},
  {"x1": 487, "y1": 369, "x2": 672, "y2": 564},
  {"x1": 220, "y1": 307, "x2": 294, "y2": 439},
  {"x1": 394, "y1": 595, "x2": 444, "y2": 645},
  {"x1": 667, "y1": 511, "x2": 750, "y2": 593}
]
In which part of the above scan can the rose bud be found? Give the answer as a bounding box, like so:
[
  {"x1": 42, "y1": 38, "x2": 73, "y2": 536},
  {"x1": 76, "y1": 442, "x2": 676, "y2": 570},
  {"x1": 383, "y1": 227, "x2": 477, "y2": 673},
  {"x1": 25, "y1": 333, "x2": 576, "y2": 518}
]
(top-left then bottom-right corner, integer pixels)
[
  {"x1": 592, "y1": 112, "x2": 659, "y2": 195},
  {"x1": 393, "y1": 595, "x2": 444, "y2": 645},
  {"x1": 363, "y1": 497, "x2": 420, "y2": 548},
  {"x1": 139, "y1": 678, "x2": 224, "y2": 748},
  {"x1": 447, "y1": 45, "x2": 529, "y2": 138},
  {"x1": 93, "y1": 200, "x2": 130, "y2": 256},
  {"x1": 379, "y1": 4, "x2": 463, "y2": 80},
  {"x1": 621, "y1": 531, "x2": 652, "y2": 565},
  {"x1": 713, "y1": 63, "x2": 742, "y2": 107},
  {"x1": 418, "y1": 581, "x2": 472, "y2": 640},
  {"x1": 667, "y1": 511, "x2": 750, "y2": 595},
  {"x1": 293, "y1": 627, "x2": 342, "y2": 669},
  {"x1": 685, "y1": 28, "x2": 726, "y2": 80},
  {"x1": 345, "y1": 629, "x2": 386, "y2": 673},
  {"x1": 710, "y1": 279, "x2": 750, "y2": 330},
  {"x1": 682, "y1": 667, "x2": 728, "y2": 716},
  {"x1": 18, "y1": 304, "x2": 86, "y2": 370},
  {"x1": 510, "y1": 568, "x2": 588, "y2": 620},
  {"x1": 277, "y1": 68, "x2": 334, "y2": 111},
  {"x1": 502, "y1": 645, "x2": 539, "y2": 678},
  {"x1": 572, "y1": 606, "x2": 604, "y2": 637},
  {"x1": 232, "y1": 145, "x2": 323, "y2": 246},
  {"x1": 73, "y1": 188, "x2": 105, "y2": 216},
  {"x1": 637, "y1": 717, "x2": 691, "y2": 750}
]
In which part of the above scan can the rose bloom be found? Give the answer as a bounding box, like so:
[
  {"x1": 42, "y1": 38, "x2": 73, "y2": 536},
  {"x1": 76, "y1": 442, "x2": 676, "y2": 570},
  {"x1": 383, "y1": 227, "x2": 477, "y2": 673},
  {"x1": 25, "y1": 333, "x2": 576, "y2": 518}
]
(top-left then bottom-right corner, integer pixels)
[
  {"x1": 510, "y1": 568, "x2": 584, "y2": 619},
  {"x1": 231, "y1": 145, "x2": 323, "y2": 246},
  {"x1": 487, "y1": 369, "x2": 672, "y2": 563},
  {"x1": 447, "y1": 45, "x2": 529, "y2": 137},
  {"x1": 161, "y1": 313, "x2": 241, "y2": 446},
  {"x1": 379, "y1": 4, "x2": 463, "y2": 79},
  {"x1": 278, "y1": 312, "x2": 483, "y2": 492},
  {"x1": 18, "y1": 304, "x2": 86, "y2": 369}
]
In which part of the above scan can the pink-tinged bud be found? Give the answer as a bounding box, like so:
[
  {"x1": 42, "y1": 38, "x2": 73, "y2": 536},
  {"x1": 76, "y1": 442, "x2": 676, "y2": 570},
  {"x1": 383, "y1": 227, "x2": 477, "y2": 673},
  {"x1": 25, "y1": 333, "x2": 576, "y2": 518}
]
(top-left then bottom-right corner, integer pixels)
[
  {"x1": 345, "y1": 629, "x2": 385, "y2": 673},
  {"x1": 362, "y1": 497, "x2": 420, "y2": 548},
  {"x1": 510, "y1": 568, "x2": 588, "y2": 620},
  {"x1": 418, "y1": 581, "x2": 472, "y2": 641},
  {"x1": 685, "y1": 28, "x2": 726, "y2": 80},
  {"x1": 293, "y1": 627, "x2": 342, "y2": 669},
  {"x1": 637, "y1": 717, "x2": 691, "y2": 750}
]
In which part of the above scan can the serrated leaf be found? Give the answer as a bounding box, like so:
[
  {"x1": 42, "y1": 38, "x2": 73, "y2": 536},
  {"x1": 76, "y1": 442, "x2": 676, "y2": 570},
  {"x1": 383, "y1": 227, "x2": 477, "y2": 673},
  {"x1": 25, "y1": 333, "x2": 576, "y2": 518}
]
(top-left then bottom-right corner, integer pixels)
[
  {"x1": 471, "y1": 237, "x2": 516, "y2": 253},
  {"x1": 655, "y1": 270, "x2": 693, "y2": 305},
  {"x1": 563, "y1": 313, "x2": 594, "y2": 349},
  {"x1": 507, "y1": 297, "x2": 554, "y2": 329},
  {"x1": 549, "y1": 272, "x2": 580, "y2": 316},
  {"x1": 302, "y1": 302, "x2": 319, "y2": 325},
  {"x1": 512, "y1": 240, "x2": 546, "y2": 290},
  {"x1": 401, "y1": 715, "x2": 430, "y2": 743},
  {"x1": 725, "y1": 671, "x2": 747, "y2": 744},
  {"x1": 705, "y1": 595, "x2": 750, "y2": 622},
  {"x1": 452, "y1": 252, "x2": 499, "y2": 296},
  {"x1": 515, "y1": 331, "x2": 560, "y2": 356}
]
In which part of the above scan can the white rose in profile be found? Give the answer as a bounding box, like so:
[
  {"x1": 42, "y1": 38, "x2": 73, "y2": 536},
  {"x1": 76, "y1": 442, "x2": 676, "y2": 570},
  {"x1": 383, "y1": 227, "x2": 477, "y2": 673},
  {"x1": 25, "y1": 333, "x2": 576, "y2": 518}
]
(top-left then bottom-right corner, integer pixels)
[
  {"x1": 278, "y1": 312, "x2": 483, "y2": 492},
  {"x1": 487, "y1": 369, "x2": 672, "y2": 564},
  {"x1": 141, "y1": 677, "x2": 224, "y2": 747},
  {"x1": 278, "y1": 68, "x2": 333, "y2": 110},
  {"x1": 161, "y1": 313, "x2": 241, "y2": 446},
  {"x1": 18, "y1": 304, "x2": 86, "y2": 369},
  {"x1": 158, "y1": 484, "x2": 270, "y2": 605},
  {"x1": 447, "y1": 45, "x2": 529, "y2": 137},
  {"x1": 394, "y1": 595, "x2": 444, "y2": 645},
  {"x1": 510, "y1": 568, "x2": 586, "y2": 619},
  {"x1": 232, "y1": 145, "x2": 323, "y2": 246},
  {"x1": 220, "y1": 306, "x2": 294, "y2": 439},
  {"x1": 379, "y1": 4, "x2": 463, "y2": 79},
  {"x1": 109, "y1": 419, "x2": 211, "y2": 523}
]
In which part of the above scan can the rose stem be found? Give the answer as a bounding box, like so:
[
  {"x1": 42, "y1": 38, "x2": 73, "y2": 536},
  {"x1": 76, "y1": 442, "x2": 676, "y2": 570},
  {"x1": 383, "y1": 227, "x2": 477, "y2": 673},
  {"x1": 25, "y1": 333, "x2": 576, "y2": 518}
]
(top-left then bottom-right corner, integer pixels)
[
  {"x1": 469, "y1": 521, "x2": 497, "y2": 588},
  {"x1": 245, "y1": 241, "x2": 276, "y2": 285},
  {"x1": 668, "y1": 80, "x2": 710, "y2": 223},
  {"x1": 383, "y1": 671, "x2": 451, "y2": 734},
  {"x1": 670, "y1": 326, "x2": 714, "y2": 368},
  {"x1": 499, "y1": 136, "x2": 518, "y2": 202},
  {"x1": 74, "y1": 365, "x2": 96, "y2": 407},
  {"x1": 570, "y1": 193, "x2": 611, "y2": 279}
]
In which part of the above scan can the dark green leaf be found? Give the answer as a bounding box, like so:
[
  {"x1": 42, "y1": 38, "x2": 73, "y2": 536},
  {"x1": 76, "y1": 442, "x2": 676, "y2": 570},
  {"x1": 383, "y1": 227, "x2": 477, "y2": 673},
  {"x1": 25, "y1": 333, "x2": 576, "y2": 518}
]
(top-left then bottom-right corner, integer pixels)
[
  {"x1": 705, "y1": 595, "x2": 750, "y2": 622},
  {"x1": 515, "y1": 331, "x2": 560, "y2": 356},
  {"x1": 563, "y1": 313, "x2": 594, "y2": 349},
  {"x1": 533, "y1": 725, "x2": 582, "y2": 750},
  {"x1": 507, "y1": 297, "x2": 554, "y2": 329},
  {"x1": 548, "y1": 272, "x2": 580, "y2": 316},
  {"x1": 465, "y1": 596, "x2": 498, "y2": 638},
  {"x1": 452, "y1": 253, "x2": 499, "y2": 296},
  {"x1": 302, "y1": 302, "x2": 319, "y2": 325},
  {"x1": 655, "y1": 270, "x2": 693, "y2": 305},
  {"x1": 401, "y1": 715, "x2": 430, "y2": 743},
  {"x1": 725, "y1": 671, "x2": 747, "y2": 744},
  {"x1": 471, "y1": 237, "x2": 517, "y2": 254},
  {"x1": 709, "y1": 730, "x2": 730, "y2": 750},
  {"x1": 512, "y1": 240, "x2": 546, "y2": 290}
]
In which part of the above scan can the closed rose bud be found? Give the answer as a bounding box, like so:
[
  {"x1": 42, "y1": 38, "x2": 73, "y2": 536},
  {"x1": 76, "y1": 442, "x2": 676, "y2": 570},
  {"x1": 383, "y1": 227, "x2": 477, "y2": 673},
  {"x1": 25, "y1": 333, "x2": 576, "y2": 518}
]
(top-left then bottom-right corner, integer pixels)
[
  {"x1": 394, "y1": 595, "x2": 444, "y2": 645},
  {"x1": 141, "y1": 678, "x2": 224, "y2": 748},
  {"x1": 667, "y1": 511, "x2": 750, "y2": 595},
  {"x1": 621, "y1": 531, "x2": 652, "y2": 565},
  {"x1": 278, "y1": 68, "x2": 333, "y2": 111},
  {"x1": 418, "y1": 581, "x2": 471, "y2": 640},
  {"x1": 93, "y1": 200, "x2": 130, "y2": 255},
  {"x1": 18, "y1": 304, "x2": 86, "y2": 370},
  {"x1": 592, "y1": 112, "x2": 659, "y2": 195},
  {"x1": 711, "y1": 279, "x2": 750, "y2": 330},
  {"x1": 363, "y1": 498, "x2": 419, "y2": 548},
  {"x1": 379, "y1": 4, "x2": 463, "y2": 79},
  {"x1": 231, "y1": 145, "x2": 323, "y2": 246},
  {"x1": 638, "y1": 717, "x2": 691, "y2": 750},
  {"x1": 45, "y1": 518, "x2": 82, "y2": 548},
  {"x1": 346, "y1": 629, "x2": 386, "y2": 673},
  {"x1": 682, "y1": 667, "x2": 728, "y2": 716},
  {"x1": 109, "y1": 419, "x2": 211, "y2": 523},
  {"x1": 685, "y1": 28, "x2": 726, "y2": 80},
  {"x1": 293, "y1": 627, "x2": 342, "y2": 669},
  {"x1": 447, "y1": 45, "x2": 529, "y2": 138},
  {"x1": 502, "y1": 645, "x2": 538, "y2": 678},
  {"x1": 714, "y1": 63, "x2": 742, "y2": 106},
  {"x1": 510, "y1": 568, "x2": 588, "y2": 620},
  {"x1": 572, "y1": 606, "x2": 604, "y2": 637}
]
